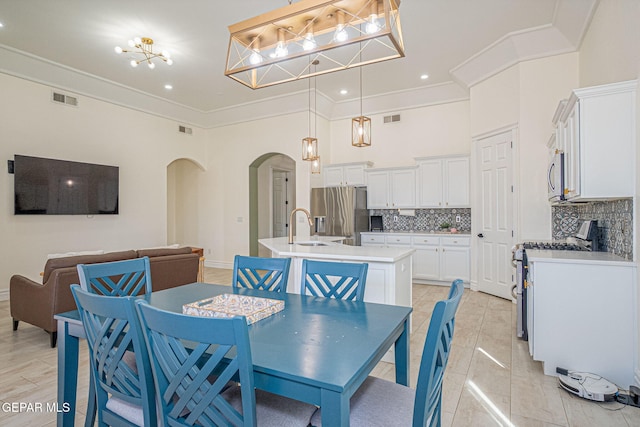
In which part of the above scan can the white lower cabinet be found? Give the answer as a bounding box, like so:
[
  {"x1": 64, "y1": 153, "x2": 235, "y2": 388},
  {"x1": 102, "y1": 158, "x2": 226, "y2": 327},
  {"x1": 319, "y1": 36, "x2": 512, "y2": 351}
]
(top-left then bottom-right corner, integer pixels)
[
  {"x1": 361, "y1": 233, "x2": 470, "y2": 283},
  {"x1": 528, "y1": 256, "x2": 635, "y2": 388}
]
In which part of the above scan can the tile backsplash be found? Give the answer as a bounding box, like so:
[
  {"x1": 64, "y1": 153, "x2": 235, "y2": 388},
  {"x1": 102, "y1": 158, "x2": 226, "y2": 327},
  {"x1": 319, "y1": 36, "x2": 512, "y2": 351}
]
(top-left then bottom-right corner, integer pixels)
[
  {"x1": 552, "y1": 198, "x2": 633, "y2": 259},
  {"x1": 369, "y1": 208, "x2": 472, "y2": 232}
]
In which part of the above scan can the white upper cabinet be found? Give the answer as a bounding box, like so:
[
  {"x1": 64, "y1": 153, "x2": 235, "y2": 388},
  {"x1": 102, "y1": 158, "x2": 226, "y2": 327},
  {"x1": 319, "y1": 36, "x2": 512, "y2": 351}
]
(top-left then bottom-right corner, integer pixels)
[
  {"x1": 417, "y1": 156, "x2": 470, "y2": 208},
  {"x1": 365, "y1": 167, "x2": 416, "y2": 209},
  {"x1": 558, "y1": 80, "x2": 637, "y2": 201},
  {"x1": 323, "y1": 162, "x2": 372, "y2": 187}
]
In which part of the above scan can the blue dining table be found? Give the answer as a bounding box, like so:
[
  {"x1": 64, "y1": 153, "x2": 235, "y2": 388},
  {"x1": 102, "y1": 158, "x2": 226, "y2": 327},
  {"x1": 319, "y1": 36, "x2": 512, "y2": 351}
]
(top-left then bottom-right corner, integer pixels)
[{"x1": 56, "y1": 282, "x2": 412, "y2": 427}]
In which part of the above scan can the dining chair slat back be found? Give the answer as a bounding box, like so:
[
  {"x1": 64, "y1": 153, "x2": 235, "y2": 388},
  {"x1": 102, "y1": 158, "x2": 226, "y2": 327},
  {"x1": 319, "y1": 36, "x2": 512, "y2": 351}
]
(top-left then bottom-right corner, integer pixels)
[
  {"x1": 135, "y1": 301, "x2": 318, "y2": 427},
  {"x1": 301, "y1": 259, "x2": 368, "y2": 301},
  {"x1": 77, "y1": 256, "x2": 152, "y2": 297},
  {"x1": 70, "y1": 285, "x2": 156, "y2": 427},
  {"x1": 309, "y1": 279, "x2": 464, "y2": 427},
  {"x1": 135, "y1": 301, "x2": 257, "y2": 427},
  {"x1": 414, "y1": 278, "x2": 464, "y2": 426},
  {"x1": 232, "y1": 255, "x2": 291, "y2": 293}
]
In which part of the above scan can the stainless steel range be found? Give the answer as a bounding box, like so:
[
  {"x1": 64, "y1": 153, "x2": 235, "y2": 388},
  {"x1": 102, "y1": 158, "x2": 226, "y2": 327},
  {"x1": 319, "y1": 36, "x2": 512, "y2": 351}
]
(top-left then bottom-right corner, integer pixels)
[{"x1": 512, "y1": 220, "x2": 599, "y2": 341}]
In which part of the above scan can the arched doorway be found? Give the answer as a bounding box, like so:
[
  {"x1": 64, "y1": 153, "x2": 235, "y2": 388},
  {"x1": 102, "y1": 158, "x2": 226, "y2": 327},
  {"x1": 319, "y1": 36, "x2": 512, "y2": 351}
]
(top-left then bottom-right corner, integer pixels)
[
  {"x1": 249, "y1": 153, "x2": 296, "y2": 256},
  {"x1": 167, "y1": 158, "x2": 205, "y2": 246}
]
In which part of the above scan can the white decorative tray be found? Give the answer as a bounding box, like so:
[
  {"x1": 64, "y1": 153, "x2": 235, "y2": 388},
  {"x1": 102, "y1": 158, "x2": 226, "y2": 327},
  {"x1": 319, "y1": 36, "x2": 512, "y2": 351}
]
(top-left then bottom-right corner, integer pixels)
[{"x1": 182, "y1": 294, "x2": 284, "y2": 325}]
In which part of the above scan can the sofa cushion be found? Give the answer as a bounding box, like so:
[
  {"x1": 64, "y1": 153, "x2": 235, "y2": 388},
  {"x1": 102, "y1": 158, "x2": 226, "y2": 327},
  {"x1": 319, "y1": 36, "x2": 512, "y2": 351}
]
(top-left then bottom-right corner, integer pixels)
[
  {"x1": 42, "y1": 250, "x2": 137, "y2": 283},
  {"x1": 136, "y1": 247, "x2": 192, "y2": 258}
]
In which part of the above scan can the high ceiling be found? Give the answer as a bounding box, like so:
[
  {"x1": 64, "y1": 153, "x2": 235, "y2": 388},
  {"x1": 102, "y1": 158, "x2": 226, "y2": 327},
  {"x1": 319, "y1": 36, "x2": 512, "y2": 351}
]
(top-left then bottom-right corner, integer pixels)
[{"x1": 0, "y1": 0, "x2": 596, "y2": 123}]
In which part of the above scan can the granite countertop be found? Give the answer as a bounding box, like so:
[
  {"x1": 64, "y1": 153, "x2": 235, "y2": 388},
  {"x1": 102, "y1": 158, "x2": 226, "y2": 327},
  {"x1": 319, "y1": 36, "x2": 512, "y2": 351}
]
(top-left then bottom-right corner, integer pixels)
[
  {"x1": 258, "y1": 236, "x2": 415, "y2": 263},
  {"x1": 526, "y1": 249, "x2": 635, "y2": 267}
]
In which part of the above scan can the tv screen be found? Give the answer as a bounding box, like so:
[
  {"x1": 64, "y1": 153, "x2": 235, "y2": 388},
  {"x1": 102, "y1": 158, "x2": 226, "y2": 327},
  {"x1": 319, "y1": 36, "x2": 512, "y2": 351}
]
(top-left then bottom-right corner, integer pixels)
[{"x1": 14, "y1": 155, "x2": 119, "y2": 215}]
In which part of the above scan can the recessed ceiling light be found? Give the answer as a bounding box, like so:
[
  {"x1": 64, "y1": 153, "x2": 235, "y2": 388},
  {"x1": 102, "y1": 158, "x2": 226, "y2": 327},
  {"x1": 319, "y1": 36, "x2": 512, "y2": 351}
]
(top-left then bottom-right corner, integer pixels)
[
  {"x1": 340, "y1": 89, "x2": 348, "y2": 95},
  {"x1": 164, "y1": 84, "x2": 173, "y2": 90},
  {"x1": 0, "y1": 22, "x2": 4, "y2": 28},
  {"x1": 420, "y1": 74, "x2": 429, "y2": 80}
]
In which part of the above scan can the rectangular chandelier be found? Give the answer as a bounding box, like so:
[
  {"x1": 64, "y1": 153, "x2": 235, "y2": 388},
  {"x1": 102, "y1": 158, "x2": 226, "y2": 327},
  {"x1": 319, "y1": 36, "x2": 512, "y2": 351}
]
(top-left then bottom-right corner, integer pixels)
[{"x1": 225, "y1": 0, "x2": 404, "y2": 89}]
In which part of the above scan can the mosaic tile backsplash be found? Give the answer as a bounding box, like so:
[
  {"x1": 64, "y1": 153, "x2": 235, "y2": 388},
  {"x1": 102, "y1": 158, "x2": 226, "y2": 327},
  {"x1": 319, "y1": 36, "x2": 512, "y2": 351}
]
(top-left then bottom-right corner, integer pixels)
[
  {"x1": 369, "y1": 208, "x2": 472, "y2": 232},
  {"x1": 552, "y1": 198, "x2": 633, "y2": 259}
]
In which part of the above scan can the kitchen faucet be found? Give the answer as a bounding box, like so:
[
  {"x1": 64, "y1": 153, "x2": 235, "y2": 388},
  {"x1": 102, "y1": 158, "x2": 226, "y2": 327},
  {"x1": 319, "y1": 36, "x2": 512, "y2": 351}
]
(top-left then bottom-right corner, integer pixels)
[{"x1": 288, "y1": 207, "x2": 313, "y2": 244}]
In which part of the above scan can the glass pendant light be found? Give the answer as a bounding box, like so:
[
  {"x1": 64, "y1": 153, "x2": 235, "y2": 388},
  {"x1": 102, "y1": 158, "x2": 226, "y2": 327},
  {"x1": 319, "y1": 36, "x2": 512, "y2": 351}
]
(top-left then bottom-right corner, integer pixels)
[
  {"x1": 352, "y1": 61, "x2": 371, "y2": 147},
  {"x1": 302, "y1": 60, "x2": 320, "y2": 161}
]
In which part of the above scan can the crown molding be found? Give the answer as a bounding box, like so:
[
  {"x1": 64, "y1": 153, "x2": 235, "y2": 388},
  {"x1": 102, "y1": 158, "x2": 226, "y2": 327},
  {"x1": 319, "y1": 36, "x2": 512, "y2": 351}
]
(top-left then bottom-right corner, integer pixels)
[{"x1": 450, "y1": 0, "x2": 597, "y2": 89}]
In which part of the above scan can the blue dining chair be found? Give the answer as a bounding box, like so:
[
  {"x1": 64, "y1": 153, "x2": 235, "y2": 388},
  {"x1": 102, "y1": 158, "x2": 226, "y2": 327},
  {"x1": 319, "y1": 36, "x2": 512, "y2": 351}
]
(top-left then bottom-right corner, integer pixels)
[
  {"x1": 232, "y1": 255, "x2": 291, "y2": 293},
  {"x1": 70, "y1": 285, "x2": 156, "y2": 427},
  {"x1": 301, "y1": 259, "x2": 368, "y2": 301},
  {"x1": 135, "y1": 301, "x2": 317, "y2": 427},
  {"x1": 310, "y1": 279, "x2": 464, "y2": 427},
  {"x1": 77, "y1": 256, "x2": 152, "y2": 296}
]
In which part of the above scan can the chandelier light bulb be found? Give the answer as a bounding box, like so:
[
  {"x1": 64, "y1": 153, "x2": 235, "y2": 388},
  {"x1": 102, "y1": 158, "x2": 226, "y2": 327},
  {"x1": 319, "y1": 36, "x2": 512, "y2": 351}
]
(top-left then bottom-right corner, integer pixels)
[
  {"x1": 249, "y1": 49, "x2": 263, "y2": 65},
  {"x1": 130, "y1": 60, "x2": 138, "y2": 67},
  {"x1": 127, "y1": 39, "x2": 135, "y2": 48},
  {"x1": 148, "y1": 62, "x2": 155, "y2": 69},
  {"x1": 358, "y1": 125, "x2": 364, "y2": 136},
  {"x1": 303, "y1": 33, "x2": 317, "y2": 51},
  {"x1": 166, "y1": 58, "x2": 173, "y2": 65},
  {"x1": 133, "y1": 37, "x2": 142, "y2": 45},
  {"x1": 161, "y1": 50, "x2": 171, "y2": 59},
  {"x1": 114, "y1": 46, "x2": 123, "y2": 54},
  {"x1": 334, "y1": 25, "x2": 348, "y2": 42},
  {"x1": 365, "y1": 16, "x2": 380, "y2": 34},
  {"x1": 302, "y1": 20, "x2": 317, "y2": 51}
]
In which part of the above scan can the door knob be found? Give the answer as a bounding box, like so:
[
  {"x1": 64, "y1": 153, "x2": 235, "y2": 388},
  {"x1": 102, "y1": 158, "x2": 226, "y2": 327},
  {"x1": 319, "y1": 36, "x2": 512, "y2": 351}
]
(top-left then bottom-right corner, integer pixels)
[{"x1": 477, "y1": 233, "x2": 484, "y2": 238}]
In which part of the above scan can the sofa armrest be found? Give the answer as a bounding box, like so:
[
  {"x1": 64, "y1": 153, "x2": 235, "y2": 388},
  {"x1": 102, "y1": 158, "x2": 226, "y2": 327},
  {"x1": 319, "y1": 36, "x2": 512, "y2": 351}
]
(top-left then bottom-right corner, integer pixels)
[{"x1": 10, "y1": 275, "x2": 56, "y2": 332}]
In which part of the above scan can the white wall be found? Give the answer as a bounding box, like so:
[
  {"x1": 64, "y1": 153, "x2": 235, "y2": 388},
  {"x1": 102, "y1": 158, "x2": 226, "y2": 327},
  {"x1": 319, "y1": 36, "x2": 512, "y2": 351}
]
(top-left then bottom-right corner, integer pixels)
[
  {"x1": 167, "y1": 159, "x2": 205, "y2": 247},
  {"x1": 328, "y1": 101, "x2": 471, "y2": 168},
  {"x1": 0, "y1": 74, "x2": 207, "y2": 291},
  {"x1": 202, "y1": 111, "x2": 326, "y2": 268},
  {"x1": 518, "y1": 54, "x2": 579, "y2": 240}
]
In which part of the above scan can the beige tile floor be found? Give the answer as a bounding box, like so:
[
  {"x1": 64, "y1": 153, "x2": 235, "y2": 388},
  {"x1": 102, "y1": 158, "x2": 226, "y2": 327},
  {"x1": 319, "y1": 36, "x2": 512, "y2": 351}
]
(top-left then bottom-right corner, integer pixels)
[{"x1": 0, "y1": 267, "x2": 638, "y2": 426}]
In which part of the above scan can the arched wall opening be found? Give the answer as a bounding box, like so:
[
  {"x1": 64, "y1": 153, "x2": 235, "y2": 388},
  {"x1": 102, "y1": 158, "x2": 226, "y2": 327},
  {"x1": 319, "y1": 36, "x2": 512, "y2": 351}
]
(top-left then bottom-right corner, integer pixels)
[
  {"x1": 249, "y1": 153, "x2": 296, "y2": 256},
  {"x1": 167, "y1": 158, "x2": 205, "y2": 246}
]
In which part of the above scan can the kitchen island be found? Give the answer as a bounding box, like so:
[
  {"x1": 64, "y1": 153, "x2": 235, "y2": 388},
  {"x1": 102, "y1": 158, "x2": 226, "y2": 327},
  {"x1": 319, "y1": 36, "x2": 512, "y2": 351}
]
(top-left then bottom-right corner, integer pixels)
[{"x1": 258, "y1": 236, "x2": 414, "y2": 309}]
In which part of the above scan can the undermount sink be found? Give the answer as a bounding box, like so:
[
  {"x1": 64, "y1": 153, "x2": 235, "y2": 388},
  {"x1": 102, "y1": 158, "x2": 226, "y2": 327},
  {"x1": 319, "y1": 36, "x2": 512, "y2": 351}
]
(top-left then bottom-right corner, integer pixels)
[{"x1": 296, "y1": 241, "x2": 329, "y2": 247}]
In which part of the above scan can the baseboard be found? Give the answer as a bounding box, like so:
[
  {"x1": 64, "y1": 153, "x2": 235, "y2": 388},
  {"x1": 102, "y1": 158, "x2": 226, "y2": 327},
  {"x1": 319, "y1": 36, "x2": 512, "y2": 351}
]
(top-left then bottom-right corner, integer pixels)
[
  {"x1": 412, "y1": 279, "x2": 469, "y2": 288},
  {"x1": 470, "y1": 279, "x2": 478, "y2": 292},
  {"x1": 0, "y1": 289, "x2": 9, "y2": 302},
  {"x1": 204, "y1": 259, "x2": 233, "y2": 270}
]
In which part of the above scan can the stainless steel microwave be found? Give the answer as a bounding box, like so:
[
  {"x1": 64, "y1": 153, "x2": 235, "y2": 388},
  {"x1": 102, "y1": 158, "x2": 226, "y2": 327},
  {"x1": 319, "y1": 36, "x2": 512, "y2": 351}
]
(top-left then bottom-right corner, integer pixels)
[{"x1": 548, "y1": 151, "x2": 565, "y2": 202}]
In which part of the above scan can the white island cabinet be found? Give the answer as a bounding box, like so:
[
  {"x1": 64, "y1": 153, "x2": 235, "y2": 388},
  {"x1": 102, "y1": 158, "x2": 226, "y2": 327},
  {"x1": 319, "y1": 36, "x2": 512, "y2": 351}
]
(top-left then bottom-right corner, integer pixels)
[
  {"x1": 258, "y1": 236, "x2": 413, "y2": 309},
  {"x1": 527, "y1": 250, "x2": 636, "y2": 388}
]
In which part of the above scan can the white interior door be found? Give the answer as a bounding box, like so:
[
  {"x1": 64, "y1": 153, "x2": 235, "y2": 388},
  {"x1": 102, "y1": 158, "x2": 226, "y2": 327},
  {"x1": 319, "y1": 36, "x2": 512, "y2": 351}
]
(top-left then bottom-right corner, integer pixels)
[
  {"x1": 475, "y1": 131, "x2": 515, "y2": 300},
  {"x1": 272, "y1": 170, "x2": 289, "y2": 238}
]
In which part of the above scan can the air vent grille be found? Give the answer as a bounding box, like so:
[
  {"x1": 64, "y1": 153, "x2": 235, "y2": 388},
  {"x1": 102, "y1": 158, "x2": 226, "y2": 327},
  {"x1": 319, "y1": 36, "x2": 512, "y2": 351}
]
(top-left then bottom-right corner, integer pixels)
[
  {"x1": 52, "y1": 91, "x2": 78, "y2": 107},
  {"x1": 383, "y1": 114, "x2": 401, "y2": 123},
  {"x1": 178, "y1": 125, "x2": 193, "y2": 135}
]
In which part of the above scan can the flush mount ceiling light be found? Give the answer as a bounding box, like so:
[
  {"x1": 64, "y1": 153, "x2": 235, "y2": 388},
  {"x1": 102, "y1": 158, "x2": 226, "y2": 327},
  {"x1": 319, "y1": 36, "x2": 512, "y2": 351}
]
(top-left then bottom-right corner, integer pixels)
[
  {"x1": 225, "y1": 0, "x2": 404, "y2": 89},
  {"x1": 115, "y1": 37, "x2": 173, "y2": 69}
]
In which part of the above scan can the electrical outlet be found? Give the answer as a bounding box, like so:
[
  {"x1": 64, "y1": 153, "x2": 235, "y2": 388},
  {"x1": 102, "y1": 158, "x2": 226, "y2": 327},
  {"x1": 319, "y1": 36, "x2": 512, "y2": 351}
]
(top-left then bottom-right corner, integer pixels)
[
  {"x1": 393, "y1": 215, "x2": 399, "y2": 222},
  {"x1": 456, "y1": 215, "x2": 461, "y2": 223}
]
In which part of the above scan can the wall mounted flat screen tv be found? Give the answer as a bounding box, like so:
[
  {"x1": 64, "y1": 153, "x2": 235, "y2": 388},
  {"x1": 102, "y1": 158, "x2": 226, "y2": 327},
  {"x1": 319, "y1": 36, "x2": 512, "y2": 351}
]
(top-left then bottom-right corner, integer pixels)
[{"x1": 13, "y1": 155, "x2": 119, "y2": 215}]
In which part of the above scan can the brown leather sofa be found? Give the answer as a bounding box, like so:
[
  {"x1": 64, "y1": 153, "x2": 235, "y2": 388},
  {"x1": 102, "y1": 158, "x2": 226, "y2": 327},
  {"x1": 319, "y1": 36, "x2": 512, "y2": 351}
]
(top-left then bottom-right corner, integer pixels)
[{"x1": 10, "y1": 247, "x2": 200, "y2": 347}]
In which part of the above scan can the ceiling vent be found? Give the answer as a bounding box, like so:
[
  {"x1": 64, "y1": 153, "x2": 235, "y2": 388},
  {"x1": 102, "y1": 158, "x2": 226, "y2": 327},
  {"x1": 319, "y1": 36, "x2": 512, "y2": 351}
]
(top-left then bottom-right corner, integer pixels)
[
  {"x1": 178, "y1": 125, "x2": 193, "y2": 135},
  {"x1": 52, "y1": 91, "x2": 78, "y2": 107},
  {"x1": 383, "y1": 114, "x2": 401, "y2": 124}
]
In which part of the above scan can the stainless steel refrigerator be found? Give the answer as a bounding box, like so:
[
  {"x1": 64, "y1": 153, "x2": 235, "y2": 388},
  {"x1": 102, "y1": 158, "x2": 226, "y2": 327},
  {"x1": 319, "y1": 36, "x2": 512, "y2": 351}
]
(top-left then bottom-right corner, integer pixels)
[{"x1": 310, "y1": 186, "x2": 368, "y2": 246}]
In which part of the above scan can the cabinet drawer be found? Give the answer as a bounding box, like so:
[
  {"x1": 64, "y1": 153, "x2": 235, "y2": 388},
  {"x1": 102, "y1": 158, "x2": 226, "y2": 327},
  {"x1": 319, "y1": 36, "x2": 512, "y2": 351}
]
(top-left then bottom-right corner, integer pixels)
[
  {"x1": 411, "y1": 235, "x2": 440, "y2": 246},
  {"x1": 385, "y1": 235, "x2": 412, "y2": 245},
  {"x1": 441, "y1": 236, "x2": 470, "y2": 247},
  {"x1": 361, "y1": 234, "x2": 385, "y2": 244}
]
